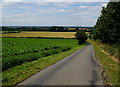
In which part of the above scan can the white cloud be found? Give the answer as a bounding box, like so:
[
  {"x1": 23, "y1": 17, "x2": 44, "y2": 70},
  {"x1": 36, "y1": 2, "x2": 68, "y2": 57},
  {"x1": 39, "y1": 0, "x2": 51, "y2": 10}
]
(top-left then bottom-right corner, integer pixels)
[
  {"x1": 102, "y1": 3, "x2": 107, "y2": 7},
  {"x1": 38, "y1": 8, "x2": 66, "y2": 14},
  {"x1": 2, "y1": 0, "x2": 78, "y2": 2},
  {"x1": 68, "y1": 5, "x2": 102, "y2": 20},
  {"x1": 0, "y1": 3, "x2": 2, "y2": 9},
  {"x1": 57, "y1": 9, "x2": 65, "y2": 12},
  {"x1": 80, "y1": 0, "x2": 109, "y2": 2},
  {"x1": 2, "y1": 2, "x2": 20, "y2": 8},
  {"x1": 78, "y1": 6, "x2": 87, "y2": 9},
  {"x1": 2, "y1": 0, "x2": 109, "y2": 2},
  {"x1": 33, "y1": 2, "x2": 49, "y2": 5},
  {"x1": 3, "y1": 0, "x2": 23, "y2": 2},
  {"x1": 52, "y1": 2, "x2": 75, "y2": 8},
  {"x1": 2, "y1": 2, "x2": 105, "y2": 26}
]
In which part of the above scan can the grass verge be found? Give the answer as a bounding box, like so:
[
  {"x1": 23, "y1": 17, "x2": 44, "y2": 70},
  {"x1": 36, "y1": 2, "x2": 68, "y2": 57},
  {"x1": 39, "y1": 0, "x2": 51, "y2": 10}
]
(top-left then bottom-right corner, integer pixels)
[
  {"x1": 2, "y1": 44, "x2": 86, "y2": 85},
  {"x1": 89, "y1": 40, "x2": 119, "y2": 85}
]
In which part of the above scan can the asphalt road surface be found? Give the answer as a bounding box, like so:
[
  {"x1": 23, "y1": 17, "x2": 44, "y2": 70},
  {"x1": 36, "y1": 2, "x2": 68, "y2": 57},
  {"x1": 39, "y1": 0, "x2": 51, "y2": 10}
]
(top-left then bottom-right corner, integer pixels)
[{"x1": 18, "y1": 44, "x2": 103, "y2": 85}]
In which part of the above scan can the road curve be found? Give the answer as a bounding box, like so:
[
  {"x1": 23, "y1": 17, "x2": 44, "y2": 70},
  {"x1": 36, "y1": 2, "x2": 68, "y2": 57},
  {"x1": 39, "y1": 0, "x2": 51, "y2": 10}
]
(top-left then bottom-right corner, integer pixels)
[{"x1": 18, "y1": 44, "x2": 103, "y2": 85}]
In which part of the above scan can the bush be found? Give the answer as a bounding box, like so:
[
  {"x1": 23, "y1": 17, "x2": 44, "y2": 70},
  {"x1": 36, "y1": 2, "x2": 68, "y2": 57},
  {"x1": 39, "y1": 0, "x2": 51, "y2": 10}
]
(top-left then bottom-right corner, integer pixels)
[{"x1": 75, "y1": 31, "x2": 87, "y2": 44}]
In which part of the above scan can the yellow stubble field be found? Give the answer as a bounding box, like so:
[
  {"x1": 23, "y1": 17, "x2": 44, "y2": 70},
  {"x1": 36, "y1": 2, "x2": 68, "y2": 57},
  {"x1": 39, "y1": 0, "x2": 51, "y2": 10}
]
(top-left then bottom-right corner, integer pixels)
[{"x1": 2, "y1": 31, "x2": 76, "y2": 38}]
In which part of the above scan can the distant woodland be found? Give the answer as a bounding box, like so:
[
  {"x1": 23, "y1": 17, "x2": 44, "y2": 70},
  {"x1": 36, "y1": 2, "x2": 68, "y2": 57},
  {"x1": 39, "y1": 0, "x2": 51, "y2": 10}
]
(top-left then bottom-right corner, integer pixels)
[{"x1": 1, "y1": 26, "x2": 93, "y2": 32}]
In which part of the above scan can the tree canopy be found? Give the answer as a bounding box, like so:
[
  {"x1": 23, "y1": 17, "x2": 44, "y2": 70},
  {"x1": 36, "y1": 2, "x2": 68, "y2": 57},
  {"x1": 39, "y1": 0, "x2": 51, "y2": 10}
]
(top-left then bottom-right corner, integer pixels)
[
  {"x1": 75, "y1": 31, "x2": 87, "y2": 44},
  {"x1": 92, "y1": 2, "x2": 120, "y2": 44}
]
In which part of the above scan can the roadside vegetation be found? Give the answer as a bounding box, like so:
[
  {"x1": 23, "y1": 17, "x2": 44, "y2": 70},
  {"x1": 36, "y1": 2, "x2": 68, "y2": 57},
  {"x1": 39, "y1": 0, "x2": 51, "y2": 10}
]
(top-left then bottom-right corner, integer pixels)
[
  {"x1": 89, "y1": 40, "x2": 119, "y2": 85},
  {"x1": 88, "y1": 2, "x2": 120, "y2": 86},
  {"x1": 89, "y1": 2, "x2": 120, "y2": 45}
]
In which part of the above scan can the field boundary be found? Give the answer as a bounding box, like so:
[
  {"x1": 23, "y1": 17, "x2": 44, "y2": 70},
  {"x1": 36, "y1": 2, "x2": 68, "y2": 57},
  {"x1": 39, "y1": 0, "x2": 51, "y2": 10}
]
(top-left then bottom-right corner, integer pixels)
[{"x1": 2, "y1": 37, "x2": 75, "y2": 39}]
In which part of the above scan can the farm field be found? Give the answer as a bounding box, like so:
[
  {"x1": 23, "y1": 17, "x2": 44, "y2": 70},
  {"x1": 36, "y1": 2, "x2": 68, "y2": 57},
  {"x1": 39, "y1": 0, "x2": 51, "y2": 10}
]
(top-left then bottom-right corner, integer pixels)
[
  {"x1": 2, "y1": 37, "x2": 86, "y2": 85},
  {"x1": 2, "y1": 31, "x2": 76, "y2": 38},
  {"x1": 2, "y1": 37, "x2": 79, "y2": 71}
]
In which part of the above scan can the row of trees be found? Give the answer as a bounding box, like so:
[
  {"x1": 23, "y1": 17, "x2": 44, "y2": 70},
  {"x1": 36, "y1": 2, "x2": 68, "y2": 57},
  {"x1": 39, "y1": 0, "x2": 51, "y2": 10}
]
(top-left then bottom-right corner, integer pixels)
[
  {"x1": 2, "y1": 26, "x2": 92, "y2": 32},
  {"x1": 89, "y1": 2, "x2": 120, "y2": 44},
  {"x1": 2, "y1": 27, "x2": 50, "y2": 31}
]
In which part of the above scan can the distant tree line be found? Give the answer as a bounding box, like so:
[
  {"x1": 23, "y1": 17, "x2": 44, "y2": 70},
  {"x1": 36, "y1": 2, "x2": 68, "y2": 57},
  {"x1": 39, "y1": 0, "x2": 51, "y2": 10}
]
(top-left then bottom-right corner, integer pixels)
[
  {"x1": 2, "y1": 31, "x2": 21, "y2": 34},
  {"x1": 89, "y1": 2, "x2": 120, "y2": 44},
  {"x1": 2, "y1": 26, "x2": 93, "y2": 32}
]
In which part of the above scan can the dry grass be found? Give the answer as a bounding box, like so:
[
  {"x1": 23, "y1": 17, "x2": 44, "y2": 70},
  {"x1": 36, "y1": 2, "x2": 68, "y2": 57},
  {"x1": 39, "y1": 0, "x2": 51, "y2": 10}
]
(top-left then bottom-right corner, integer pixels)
[
  {"x1": 89, "y1": 39, "x2": 119, "y2": 85},
  {"x1": 2, "y1": 31, "x2": 76, "y2": 38}
]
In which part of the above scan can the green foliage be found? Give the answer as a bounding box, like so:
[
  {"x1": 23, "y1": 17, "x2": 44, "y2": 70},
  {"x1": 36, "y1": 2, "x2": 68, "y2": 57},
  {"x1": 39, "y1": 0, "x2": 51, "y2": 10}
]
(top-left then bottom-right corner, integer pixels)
[
  {"x1": 2, "y1": 46, "x2": 71, "y2": 71},
  {"x1": 49, "y1": 26, "x2": 65, "y2": 32},
  {"x1": 2, "y1": 38, "x2": 78, "y2": 71},
  {"x1": 2, "y1": 26, "x2": 93, "y2": 32},
  {"x1": 87, "y1": 33, "x2": 92, "y2": 40},
  {"x1": 92, "y1": 2, "x2": 120, "y2": 44},
  {"x1": 101, "y1": 44, "x2": 119, "y2": 58},
  {"x1": 90, "y1": 40, "x2": 119, "y2": 85},
  {"x1": 75, "y1": 31, "x2": 87, "y2": 44},
  {"x1": 2, "y1": 45, "x2": 85, "y2": 85},
  {"x1": 1, "y1": 31, "x2": 21, "y2": 34}
]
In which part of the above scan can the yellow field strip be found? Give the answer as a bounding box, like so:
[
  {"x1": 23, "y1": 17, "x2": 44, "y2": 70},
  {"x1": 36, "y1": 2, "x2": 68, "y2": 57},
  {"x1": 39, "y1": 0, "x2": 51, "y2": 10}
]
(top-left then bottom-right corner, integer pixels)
[{"x1": 2, "y1": 31, "x2": 76, "y2": 38}]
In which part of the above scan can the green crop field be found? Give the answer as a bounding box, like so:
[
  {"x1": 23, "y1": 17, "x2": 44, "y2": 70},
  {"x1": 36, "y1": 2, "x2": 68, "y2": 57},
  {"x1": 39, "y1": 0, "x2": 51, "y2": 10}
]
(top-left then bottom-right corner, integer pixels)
[
  {"x1": 2, "y1": 38, "x2": 79, "y2": 71},
  {"x1": 2, "y1": 37, "x2": 86, "y2": 85}
]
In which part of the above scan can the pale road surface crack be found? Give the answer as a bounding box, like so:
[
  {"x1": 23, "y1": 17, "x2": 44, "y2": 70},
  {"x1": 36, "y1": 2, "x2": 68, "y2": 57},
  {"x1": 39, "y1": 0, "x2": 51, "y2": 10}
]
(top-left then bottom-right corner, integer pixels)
[{"x1": 18, "y1": 44, "x2": 104, "y2": 86}]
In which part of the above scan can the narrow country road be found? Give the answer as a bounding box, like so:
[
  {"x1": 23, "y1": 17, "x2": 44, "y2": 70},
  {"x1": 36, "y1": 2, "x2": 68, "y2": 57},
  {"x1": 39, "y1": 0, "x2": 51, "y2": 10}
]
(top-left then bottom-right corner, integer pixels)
[{"x1": 18, "y1": 44, "x2": 103, "y2": 85}]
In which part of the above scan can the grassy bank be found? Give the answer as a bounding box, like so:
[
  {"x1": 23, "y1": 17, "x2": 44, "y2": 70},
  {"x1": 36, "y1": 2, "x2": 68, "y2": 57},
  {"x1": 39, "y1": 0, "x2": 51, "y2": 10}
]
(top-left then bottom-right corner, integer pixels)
[
  {"x1": 90, "y1": 40, "x2": 119, "y2": 60},
  {"x1": 89, "y1": 40, "x2": 119, "y2": 85},
  {"x1": 2, "y1": 44, "x2": 86, "y2": 85}
]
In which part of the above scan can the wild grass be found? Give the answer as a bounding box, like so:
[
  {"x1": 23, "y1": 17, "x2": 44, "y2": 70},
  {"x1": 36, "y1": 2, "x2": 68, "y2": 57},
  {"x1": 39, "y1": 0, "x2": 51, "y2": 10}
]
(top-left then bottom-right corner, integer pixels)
[
  {"x1": 94, "y1": 40, "x2": 119, "y2": 60},
  {"x1": 89, "y1": 39, "x2": 119, "y2": 85}
]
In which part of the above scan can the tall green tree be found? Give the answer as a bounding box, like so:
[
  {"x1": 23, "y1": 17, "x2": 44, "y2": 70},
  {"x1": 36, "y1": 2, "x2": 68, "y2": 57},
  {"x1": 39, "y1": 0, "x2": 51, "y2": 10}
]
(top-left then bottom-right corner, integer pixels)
[
  {"x1": 75, "y1": 31, "x2": 87, "y2": 44},
  {"x1": 93, "y1": 2, "x2": 120, "y2": 44}
]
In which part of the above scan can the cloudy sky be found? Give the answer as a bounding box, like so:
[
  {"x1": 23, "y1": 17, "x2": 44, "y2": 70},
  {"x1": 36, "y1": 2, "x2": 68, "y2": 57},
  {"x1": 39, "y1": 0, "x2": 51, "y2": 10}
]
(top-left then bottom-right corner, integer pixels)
[{"x1": 1, "y1": 0, "x2": 109, "y2": 26}]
